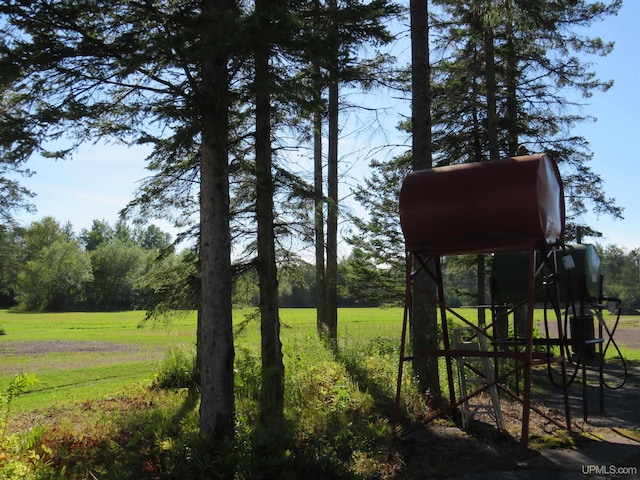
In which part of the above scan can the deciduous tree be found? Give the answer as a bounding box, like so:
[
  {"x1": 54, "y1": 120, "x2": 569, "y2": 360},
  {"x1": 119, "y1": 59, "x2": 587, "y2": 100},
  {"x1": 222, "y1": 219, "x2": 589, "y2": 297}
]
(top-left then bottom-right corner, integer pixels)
[{"x1": 17, "y1": 239, "x2": 92, "y2": 311}]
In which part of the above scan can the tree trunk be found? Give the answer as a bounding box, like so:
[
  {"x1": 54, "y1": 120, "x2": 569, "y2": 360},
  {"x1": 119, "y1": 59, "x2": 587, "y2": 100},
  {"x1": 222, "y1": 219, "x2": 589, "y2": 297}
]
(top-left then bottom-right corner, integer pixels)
[
  {"x1": 484, "y1": 23, "x2": 500, "y2": 161},
  {"x1": 254, "y1": 0, "x2": 284, "y2": 430},
  {"x1": 314, "y1": 101, "x2": 327, "y2": 336},
  {"x1": 198, "y1": 0, "x2": 235, "y2": 446},
  {"x1": 325, "y1": 75, "x2": 339, "y2": 345},
  {"x1": 409, "y1": 0, "x2": 440, "y2": 398},
  {"x1": 504, "y1": 1, "x2": 520, "y2": 156},
  {"x1": 477, "y1": 254, "x2": 486, "y2": 325},
  {"x1": 471, "y1": 46, "x2": 483, "y2": 163},
  {"x1": 312, "y1": 0, "x2": 327, "y2": 339},
  {"x1": 325, "y1": 0, "x2": 339, "y2": 345},
  {"x1": 480, "y1": 9, "x2": 499, "y2": 323}
]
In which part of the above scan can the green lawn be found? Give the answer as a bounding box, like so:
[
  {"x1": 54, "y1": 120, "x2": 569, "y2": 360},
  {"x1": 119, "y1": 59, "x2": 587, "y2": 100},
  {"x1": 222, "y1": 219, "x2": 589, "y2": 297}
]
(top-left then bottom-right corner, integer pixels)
[
  {"x1": 0, "y1": 307, "x2": 635, "y2": 413},
  {"x1": 0, "y1": 307, "x2": 637, "y2": 479},
  {"x1": 0, "y1": 308, "x2": 405, "y2": 412},
  {"x1": 0, "y1": 310, "x2": 196, "y2": 412}
]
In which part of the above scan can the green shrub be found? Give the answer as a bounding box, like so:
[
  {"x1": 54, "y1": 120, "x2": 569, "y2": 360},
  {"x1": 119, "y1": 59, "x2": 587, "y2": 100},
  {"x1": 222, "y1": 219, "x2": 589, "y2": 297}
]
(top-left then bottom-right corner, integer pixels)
[
  {"x1": 151, "y1": 345, "x2": 197, "y2": 390},
  {"x1": 234, "y1": 346, "x2": 261, "y2": 401}
]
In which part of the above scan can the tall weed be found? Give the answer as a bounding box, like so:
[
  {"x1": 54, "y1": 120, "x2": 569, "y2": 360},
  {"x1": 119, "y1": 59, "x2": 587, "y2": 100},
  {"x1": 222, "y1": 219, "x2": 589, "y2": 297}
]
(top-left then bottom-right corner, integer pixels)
[
  {"x1": 1, "y1": 374, "x2": 39, "y2": 443},
  {"x1": 151, "y1": 344, "x2": 198, "y2": 390}
]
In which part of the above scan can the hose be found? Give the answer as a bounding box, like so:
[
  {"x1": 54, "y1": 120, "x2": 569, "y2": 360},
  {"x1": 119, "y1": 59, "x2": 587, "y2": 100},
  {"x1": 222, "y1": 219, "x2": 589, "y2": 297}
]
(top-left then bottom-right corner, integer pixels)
[
  {"x1": 597, "y1": 298, "x2": 628, "y2": 390},
  {"x1": 542, "y1": 274, "x2": 581, "y2": 389},
  {"x1": 541, "y1": 253, "x2": 628, "y2": 391}
]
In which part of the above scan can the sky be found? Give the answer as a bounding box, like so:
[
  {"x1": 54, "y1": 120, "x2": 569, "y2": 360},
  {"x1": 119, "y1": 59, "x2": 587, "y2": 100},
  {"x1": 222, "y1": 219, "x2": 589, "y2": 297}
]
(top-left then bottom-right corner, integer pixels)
[
  {"x1": 12, "y1": 1, "x2": 640, "y2": 251},
  {"x1": 566, "y1": 0, "x2": 640, "y2": 249}
]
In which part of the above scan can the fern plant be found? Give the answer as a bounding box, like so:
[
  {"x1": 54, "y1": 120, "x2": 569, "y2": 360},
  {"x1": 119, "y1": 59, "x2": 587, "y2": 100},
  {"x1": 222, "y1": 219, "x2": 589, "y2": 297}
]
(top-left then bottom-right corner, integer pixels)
[{"x1": 0, "y1": 374, "x2": 39, "y2": 444}]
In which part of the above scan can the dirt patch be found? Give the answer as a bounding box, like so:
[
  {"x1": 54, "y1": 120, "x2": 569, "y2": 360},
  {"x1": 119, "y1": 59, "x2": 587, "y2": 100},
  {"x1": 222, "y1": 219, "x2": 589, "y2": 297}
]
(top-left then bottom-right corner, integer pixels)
[
  {"x1": 0, "y1": 340, "x2": 141, "y2": 356},
  {"x1": 614, "y1": 327, "x2": 640, "y2": 349}
]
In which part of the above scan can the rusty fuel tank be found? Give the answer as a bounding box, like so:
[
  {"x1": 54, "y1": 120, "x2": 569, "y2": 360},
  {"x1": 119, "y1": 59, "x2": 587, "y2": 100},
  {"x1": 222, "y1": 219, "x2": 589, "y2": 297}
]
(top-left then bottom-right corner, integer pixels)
[{"x1": 399, "y1": 153, "x2": 565, "y2": 255}]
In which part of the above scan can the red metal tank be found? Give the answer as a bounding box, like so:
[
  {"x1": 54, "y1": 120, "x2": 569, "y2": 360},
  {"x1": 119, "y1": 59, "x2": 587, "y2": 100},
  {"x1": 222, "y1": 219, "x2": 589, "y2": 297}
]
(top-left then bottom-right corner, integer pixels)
[{"x1": 399, "y1": 153, "x2": 565, "y2": 255}]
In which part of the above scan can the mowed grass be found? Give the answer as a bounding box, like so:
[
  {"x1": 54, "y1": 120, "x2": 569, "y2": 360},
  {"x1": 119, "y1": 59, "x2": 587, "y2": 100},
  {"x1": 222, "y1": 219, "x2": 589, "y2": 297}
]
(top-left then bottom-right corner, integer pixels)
[
  {"x1": 0, "y1": 307, "x2": 636, "y2": 414},
  {"x1": 0, "y1": 310, "x2": 197, "y2": 413},
  {"x1": 0, "y1": 308, "x2": 406, "y2": 414}
]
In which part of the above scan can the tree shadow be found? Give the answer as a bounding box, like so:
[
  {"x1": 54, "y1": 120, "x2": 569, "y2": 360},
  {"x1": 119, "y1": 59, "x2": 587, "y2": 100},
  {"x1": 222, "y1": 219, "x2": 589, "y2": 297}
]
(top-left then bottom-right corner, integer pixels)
[
  {"x1": 328, "y1": 342, "x2": 555, "y2": 478},
  {"x1": 332, "y1": 342, "x2": 406, "y2": 424},
  {"x1": 531, "y1": 358, "x2": 640, "y2": 429}
]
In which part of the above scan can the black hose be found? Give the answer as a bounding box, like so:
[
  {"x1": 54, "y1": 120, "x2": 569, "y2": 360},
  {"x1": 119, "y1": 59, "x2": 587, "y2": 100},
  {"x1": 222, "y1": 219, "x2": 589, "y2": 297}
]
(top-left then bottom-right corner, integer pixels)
[
  {"x1": 599, "y1": 299, "x2": 628, "y2": 390},
  {"x1": 542, "y1": 274, "x2": 580, "y2": 389}
]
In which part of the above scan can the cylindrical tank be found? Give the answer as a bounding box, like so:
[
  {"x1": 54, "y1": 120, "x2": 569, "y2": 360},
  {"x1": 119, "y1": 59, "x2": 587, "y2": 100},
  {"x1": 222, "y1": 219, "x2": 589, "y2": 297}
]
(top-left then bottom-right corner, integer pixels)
[
  {"x1": 399, "y1": 153, "x2": 565, "y2": 255},
  {"x1": 490, "y1": 251, "x2": 531, "y2": 304},
  {"x1": 490, "y1": 244, "x2": 601, "y2": 304},
  {"x1": 570, "y1": 315, "x2": 596, "y2": 358},
  {"x1": 557, "y1": 243, "x2": 602, "y2": 301}
]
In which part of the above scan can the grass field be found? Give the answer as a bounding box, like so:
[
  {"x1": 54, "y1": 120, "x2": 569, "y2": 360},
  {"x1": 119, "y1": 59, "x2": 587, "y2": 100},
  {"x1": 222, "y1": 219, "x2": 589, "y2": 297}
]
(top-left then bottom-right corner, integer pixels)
[
  {"x1": 0, "y1": 310, "x2": 196, "y2": 412},
  {"x1": 0, "y1": 307, "x2": 637, "y2": 479},
  {"x1": 0, "y1": 307, "x2": 635, "y2": 413},
  {"x1": 0, "y1": 308, "x2": 406, "y2": 413}
]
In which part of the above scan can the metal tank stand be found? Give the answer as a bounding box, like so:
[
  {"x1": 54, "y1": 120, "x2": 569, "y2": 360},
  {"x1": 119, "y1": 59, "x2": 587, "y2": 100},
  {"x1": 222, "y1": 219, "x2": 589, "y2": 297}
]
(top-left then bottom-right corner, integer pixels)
[
  {"x1": 393, "y1": 245, "x2": 572, "y2": 450},
  {"x1": 454, "y1": 327, "x2": 504, "y2": 430}
]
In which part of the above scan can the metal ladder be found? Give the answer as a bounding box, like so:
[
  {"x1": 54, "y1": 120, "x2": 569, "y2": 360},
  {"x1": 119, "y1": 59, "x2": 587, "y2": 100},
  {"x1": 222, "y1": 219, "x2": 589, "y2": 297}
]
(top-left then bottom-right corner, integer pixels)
[{"x1": 454, "y1": 328, "x2": 504, "y2": 430}]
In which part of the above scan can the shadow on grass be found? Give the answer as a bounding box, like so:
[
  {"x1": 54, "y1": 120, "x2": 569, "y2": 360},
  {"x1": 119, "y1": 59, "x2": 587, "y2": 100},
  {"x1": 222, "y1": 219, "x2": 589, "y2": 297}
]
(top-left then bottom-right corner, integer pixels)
[
  {"x1": 151, "y1": 387, "x2": 361, "y2": 479},
  {"x1": 327, "y1": 340, "x2": 550, "y2": 478},
  {"x1": 333, "y1": 346, "x2": 401, "y2": 422}
]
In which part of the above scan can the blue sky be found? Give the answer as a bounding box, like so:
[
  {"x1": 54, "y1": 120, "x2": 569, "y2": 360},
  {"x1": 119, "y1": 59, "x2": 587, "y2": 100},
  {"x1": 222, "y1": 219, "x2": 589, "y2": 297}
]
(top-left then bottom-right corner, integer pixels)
[
  {"x1": 566, "y1": 0, "x2": 640, "y2": 249},
  {"x1": 17, "y1": 142, "x2": 156, "y2": 234},
  {"x1": 14, "y1": 1, "x2": 639, "y2": 250}
]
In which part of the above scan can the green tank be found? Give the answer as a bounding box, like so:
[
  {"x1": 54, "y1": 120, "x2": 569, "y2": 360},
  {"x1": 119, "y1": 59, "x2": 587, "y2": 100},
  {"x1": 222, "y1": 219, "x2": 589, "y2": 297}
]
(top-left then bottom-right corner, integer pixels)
[
  {"x1": 490, "y1": 244, "x2": 601, "y2": 304},
  {"x1": 556, "y1": 244, "x2": 602, "y2": 301},
  {"x1": 490, "y1": 251, "x2": 531, "y2": 304}
]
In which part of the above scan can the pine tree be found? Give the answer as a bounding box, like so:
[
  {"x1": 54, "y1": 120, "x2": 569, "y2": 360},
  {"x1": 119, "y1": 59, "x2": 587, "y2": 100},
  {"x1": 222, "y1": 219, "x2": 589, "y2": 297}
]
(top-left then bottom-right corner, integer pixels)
[
  {"x1": 299, "y1": 0, "x2": 400, "y2": 343},
  {"x1": 407, "y1": 0, "x2": 443, "y2": 398},
  {"x1": 0, "y1": 0, "x2": 237, "y2": 449},
  {"x1": 347, "y1": 156, "x2": 410, "y2": 305},
  {"x1": 430, "y1": 0, "x2": 623, "y2": 236},
  {"x1": 252, "y1": 0, "x2": 286, "y2": 448}
]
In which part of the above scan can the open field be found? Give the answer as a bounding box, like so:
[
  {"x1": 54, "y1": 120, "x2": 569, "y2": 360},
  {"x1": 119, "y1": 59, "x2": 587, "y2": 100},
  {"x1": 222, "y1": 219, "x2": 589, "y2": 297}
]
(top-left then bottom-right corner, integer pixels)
[
  {"x1": 0, "y1": 310, "x2": 197, "y2": 412},
  {"x1": 0, "y1": 308, "x2": 638, "y2": 479},
  {"x1": 1, "y1": 307, "x2": 637, "y2": 413},
  {"x1": 0, "y1": 308, "x2": 406, "y2": 413}
]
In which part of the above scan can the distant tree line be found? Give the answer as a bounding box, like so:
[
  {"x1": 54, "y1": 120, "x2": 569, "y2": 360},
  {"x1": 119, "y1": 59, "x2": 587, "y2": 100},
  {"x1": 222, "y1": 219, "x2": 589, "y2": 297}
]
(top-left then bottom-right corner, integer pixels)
[
  {"x1": 0, "y1": 216, "x2": 176, "y2": 311},
  {"x1": 598, "y1": 245, "x2": 640, "y2": 311},
  {"x1": 0, "y1": 215, "x2": 387, "y2": 312},
  {"x1": 1, "y1": 216, "x2": 636, "y2": 312}
]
